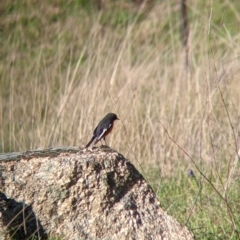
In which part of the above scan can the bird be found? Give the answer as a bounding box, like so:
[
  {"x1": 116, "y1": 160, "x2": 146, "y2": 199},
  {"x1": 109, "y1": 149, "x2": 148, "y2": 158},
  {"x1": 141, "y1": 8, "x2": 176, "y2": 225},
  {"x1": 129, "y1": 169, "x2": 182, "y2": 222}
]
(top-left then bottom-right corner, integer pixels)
[{"x1": 86, "y1": 113, "x2": 119, "y2": 148}]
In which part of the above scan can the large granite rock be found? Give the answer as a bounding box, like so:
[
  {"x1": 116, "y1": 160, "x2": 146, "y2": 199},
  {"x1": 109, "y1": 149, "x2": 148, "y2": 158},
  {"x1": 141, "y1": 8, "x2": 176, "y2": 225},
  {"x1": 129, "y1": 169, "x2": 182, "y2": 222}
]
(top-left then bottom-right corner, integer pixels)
[{"x1": 0, "y1": 146, "x2": 194, "y2": 240}]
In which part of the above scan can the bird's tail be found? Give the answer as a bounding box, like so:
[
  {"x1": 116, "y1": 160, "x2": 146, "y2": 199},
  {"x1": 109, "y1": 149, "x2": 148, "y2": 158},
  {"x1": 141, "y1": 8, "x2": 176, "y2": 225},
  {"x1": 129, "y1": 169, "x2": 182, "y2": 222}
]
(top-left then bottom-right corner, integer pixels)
[{"x1": 86, "y1": 136, "x2": 95, "y2": 148}]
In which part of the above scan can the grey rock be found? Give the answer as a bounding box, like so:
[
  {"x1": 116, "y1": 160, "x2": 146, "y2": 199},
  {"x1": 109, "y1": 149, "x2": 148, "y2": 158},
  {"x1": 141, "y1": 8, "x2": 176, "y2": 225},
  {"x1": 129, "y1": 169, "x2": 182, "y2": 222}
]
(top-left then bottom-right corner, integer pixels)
[{"x1": 0, "y1": 146, "x2": 194, "y2": 240}]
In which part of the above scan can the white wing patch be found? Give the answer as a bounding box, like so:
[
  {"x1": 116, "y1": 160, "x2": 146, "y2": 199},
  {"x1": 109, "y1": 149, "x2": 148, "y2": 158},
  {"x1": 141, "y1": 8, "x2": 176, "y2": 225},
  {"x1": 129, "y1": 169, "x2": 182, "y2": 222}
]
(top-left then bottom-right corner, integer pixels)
[{"x1": 97, "y1": 123, "x2": 112, "y2": 140}]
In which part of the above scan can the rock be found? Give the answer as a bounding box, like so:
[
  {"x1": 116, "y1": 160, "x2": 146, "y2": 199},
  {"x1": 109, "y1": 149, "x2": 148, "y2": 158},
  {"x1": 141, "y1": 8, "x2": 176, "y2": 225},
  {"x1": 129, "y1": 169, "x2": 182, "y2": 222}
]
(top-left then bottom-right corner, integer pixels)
[{"x1": 0, "y1": 146, "x2": 194, "y2": 240}]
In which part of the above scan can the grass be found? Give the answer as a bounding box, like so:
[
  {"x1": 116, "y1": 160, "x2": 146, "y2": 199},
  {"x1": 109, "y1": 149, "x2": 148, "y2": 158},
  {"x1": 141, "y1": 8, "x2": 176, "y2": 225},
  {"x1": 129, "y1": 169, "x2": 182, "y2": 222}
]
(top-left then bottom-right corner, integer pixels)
[{"x1": 1, "y1": 0, "x2": 240, "y2": 239}]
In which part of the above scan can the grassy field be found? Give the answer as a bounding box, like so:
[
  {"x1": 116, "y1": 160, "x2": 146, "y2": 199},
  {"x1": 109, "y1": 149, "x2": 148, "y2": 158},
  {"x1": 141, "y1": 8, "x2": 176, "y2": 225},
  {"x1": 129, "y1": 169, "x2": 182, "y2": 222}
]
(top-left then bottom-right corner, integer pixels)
[{"x1": 1, "y1": 0, "x2": 240, "y2": 239}]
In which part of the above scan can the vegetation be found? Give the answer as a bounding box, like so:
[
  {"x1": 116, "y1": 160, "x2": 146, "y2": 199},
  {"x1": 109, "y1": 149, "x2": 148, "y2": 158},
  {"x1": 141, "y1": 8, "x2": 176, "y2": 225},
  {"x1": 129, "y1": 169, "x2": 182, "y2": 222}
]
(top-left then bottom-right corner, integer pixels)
[{"x1": 1, "y1": 0, "x2": 240, "y2": 239}]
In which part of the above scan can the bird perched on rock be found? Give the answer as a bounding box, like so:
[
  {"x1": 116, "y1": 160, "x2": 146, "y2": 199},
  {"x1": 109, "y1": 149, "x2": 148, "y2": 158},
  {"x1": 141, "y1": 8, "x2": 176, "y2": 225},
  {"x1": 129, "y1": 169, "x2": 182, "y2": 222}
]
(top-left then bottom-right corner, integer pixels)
[{"x1": 86, "y1": 113, "x2": 119, "y2": 148}]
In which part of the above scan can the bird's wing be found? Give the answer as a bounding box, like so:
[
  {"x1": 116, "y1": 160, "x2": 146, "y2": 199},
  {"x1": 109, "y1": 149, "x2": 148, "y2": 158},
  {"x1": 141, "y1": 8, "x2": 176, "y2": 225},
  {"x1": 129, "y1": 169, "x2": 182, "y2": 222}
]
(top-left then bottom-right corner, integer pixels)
[{"x1": 96, "y1": 123, "x2": 112, "y2": 140}]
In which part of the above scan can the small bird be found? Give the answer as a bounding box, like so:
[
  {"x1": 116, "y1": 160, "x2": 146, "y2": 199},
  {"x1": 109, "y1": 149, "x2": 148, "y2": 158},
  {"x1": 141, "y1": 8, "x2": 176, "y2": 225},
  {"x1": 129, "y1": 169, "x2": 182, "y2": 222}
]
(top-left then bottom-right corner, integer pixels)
[{"x1": 86, "y1": 113, "x2": 119, "y2": 148}]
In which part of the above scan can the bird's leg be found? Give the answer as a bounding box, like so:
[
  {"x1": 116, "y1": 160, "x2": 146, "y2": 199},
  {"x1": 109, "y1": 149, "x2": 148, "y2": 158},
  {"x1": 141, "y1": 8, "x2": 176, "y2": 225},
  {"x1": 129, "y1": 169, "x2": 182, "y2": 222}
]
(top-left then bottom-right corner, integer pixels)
[{"x1": 103, "y1": 137, "x2": 108, "y2": 146}]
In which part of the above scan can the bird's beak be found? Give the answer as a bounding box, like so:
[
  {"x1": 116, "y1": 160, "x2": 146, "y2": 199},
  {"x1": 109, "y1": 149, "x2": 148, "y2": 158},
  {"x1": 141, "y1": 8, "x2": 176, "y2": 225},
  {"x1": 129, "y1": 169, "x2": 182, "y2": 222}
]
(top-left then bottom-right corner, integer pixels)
[{"x1": 117, "y1": 117, "x2": 120, "y2": 120}]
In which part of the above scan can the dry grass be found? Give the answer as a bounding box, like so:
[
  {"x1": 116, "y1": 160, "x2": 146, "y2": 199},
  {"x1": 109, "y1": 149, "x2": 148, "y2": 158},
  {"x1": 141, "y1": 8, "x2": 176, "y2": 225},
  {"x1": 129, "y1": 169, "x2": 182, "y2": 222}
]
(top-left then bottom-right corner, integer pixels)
[{"x1": 1, "y1": 0, "x2": 240, "y2": 239}]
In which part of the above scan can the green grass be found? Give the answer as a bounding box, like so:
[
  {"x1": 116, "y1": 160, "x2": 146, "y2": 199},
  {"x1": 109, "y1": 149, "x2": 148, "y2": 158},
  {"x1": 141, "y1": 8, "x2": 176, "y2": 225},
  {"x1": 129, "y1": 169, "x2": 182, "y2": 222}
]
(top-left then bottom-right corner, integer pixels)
[
  {"x1": 1, "y1": 0, "x2": 240, "y2": 239},
  {"x1": 149, "y1": 167, "x2": 240, "y2": 239}
]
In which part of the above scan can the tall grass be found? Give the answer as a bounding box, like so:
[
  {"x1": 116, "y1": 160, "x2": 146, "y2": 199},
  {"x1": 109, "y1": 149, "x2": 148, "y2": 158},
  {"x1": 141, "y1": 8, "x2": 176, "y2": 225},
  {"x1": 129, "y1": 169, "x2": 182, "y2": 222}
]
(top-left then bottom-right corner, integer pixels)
[{"x1": 1, "y1": 0, "x2": 240, "y2": 239}]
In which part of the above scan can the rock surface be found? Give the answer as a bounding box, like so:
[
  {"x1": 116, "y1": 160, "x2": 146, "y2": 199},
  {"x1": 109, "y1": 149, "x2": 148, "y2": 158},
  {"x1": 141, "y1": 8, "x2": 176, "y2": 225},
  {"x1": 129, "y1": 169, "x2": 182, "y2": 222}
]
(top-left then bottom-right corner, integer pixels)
[{"x1": 0, "y1": 146, "x2": 194, "y2": 240}]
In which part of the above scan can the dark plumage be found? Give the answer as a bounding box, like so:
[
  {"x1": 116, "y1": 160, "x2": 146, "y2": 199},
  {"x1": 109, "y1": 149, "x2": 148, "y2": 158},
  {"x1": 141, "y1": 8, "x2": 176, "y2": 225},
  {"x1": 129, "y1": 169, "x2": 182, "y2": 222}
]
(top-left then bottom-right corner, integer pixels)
[{"x1": 86, "y1": 113, "x2": 119, "y2": 148}]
